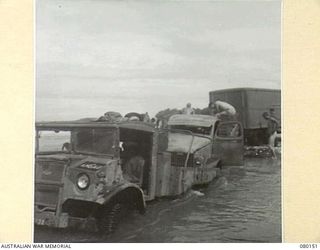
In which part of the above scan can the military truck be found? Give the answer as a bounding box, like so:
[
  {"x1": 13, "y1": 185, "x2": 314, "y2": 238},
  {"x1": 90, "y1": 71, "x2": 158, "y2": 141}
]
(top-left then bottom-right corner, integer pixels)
[
  {"x1": 167, "y1": 114, "x2": 243, "y2": 168},
  {"x1": 209, "y1": 88, "x2": 281, "y2": 145},
  {"x1": 34, "y1": 115, "x2": 243, "y2": 234}
]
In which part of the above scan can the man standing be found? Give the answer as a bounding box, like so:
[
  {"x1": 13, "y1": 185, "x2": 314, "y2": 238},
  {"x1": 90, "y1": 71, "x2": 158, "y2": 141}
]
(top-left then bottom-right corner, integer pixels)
[
  {"x1": 262, "y1": 111, "x2": 279, "y2": 157},
  {"x1": 143, "y1": 112, "x2": 150, "y2": 122},
  {"x1": 182, "y1": 103, "x2": 195, "y2": 115}
]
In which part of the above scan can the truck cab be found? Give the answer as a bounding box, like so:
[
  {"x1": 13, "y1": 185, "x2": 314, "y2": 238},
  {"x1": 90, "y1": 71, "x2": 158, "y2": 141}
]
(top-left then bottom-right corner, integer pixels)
[
  {"x1": 167, "y1": 114, "x2": 244, "y2": 167},
  {"x1": 34, "y1": 120, "x2": 155, "y2": 234}
]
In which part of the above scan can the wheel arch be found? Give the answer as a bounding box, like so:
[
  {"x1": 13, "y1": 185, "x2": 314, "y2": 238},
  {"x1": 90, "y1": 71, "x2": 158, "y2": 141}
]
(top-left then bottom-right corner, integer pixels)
[
  {"x1": 216, "y1": 159, "x2": 222, "y2": 169},
  {"x1": 101, "y1": 184, "x2": 146, "y2": 214}
]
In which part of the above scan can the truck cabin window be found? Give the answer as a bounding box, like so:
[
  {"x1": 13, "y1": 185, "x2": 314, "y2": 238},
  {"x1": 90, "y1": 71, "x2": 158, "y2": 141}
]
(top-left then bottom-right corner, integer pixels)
[
  {"x1": 74, "y1": 128, "x2": 115, "y2": 155},
  {"x1": 37, "y1": 130, "x2": 71, "y2": 153},
  {"x1": 170, "y1": 125, "x2": 212, "y2": 135},
  {"x1": 216, "y1": 123, "x2": 241, "y2": 138}
]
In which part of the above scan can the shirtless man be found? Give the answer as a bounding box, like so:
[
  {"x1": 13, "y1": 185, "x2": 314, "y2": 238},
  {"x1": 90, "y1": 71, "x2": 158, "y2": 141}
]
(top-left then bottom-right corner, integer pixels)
[{"x1": 211, "y1": 100, "x2": 236, "y2": 120}]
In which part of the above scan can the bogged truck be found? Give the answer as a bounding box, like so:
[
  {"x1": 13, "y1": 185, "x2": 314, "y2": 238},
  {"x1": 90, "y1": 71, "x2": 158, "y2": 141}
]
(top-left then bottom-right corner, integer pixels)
[
  {"x1": 209, "y1": 88, "x2": 281, "y2": 146},
  {"x1": 34, "y1": 114, "x2": 243, "y2": 234}
]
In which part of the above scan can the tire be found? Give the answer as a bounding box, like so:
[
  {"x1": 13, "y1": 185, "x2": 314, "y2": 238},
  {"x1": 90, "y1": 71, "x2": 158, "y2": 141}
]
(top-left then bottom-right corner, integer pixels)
[
  {"x1": 98, "y1": 202, "x2": 126, "y2": 235},
  {"x1": 124, "y1": 112, "x2": 143, "y2": 121}
]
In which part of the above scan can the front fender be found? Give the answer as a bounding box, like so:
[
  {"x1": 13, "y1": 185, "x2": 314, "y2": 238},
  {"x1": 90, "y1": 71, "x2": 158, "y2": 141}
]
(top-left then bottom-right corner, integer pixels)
[
  {"x1": 205, "y1": 157, "x2": 221, "y2": 169},
  {"x1": 97, "y1": 182, "x2": 146, "y2": 213}
]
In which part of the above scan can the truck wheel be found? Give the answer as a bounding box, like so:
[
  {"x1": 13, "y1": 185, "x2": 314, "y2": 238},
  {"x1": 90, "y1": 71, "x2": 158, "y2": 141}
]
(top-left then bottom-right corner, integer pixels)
[{"x1": 98, "y1": 202, "x2": 125, "y2": 235}]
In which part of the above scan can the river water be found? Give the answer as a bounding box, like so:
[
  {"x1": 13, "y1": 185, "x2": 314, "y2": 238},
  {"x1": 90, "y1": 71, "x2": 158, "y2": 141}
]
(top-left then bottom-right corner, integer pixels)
[{"x1": 34, "y1": 157, "x2": 281, "y2": 243}]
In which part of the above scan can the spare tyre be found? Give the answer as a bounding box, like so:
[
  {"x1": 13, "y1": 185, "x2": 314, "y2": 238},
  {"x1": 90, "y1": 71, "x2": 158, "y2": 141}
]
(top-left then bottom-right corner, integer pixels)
[{"x1": 124, "y1": 112, "x2": 143, "y2": 121}]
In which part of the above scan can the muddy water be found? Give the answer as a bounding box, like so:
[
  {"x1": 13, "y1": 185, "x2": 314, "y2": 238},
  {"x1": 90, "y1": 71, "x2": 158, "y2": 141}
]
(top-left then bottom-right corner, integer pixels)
[{"x1": 34, "y1": 157, "x2": 281, "y2": 243}]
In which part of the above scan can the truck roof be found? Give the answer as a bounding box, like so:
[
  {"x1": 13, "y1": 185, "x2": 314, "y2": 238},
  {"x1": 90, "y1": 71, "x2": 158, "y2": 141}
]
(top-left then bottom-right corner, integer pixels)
[
  {"x1": 35, "y1": 119, "x2": 155, "y2": 132},
  {"x1": 168, "y1": 114, "x2": 219, "y2": 127},
  {"x1": 209, "y1": 87, "x2": 280, "y2": 94}
]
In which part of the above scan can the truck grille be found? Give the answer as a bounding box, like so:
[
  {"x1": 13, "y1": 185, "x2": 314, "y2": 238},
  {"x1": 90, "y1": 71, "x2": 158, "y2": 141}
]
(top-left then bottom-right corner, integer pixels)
[
  {"x1": 35, "y1": 160, "x2": 66, "y2": 210},
  {"x1": 36, "y1": 160, "x2": 65, "y2": 182},
  {"x1": 171, "y1": 153, "x2": 193, "y2": 168}
]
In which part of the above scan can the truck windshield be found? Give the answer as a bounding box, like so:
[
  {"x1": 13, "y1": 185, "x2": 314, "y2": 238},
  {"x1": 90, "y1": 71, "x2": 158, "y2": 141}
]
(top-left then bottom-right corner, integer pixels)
[
  {"x1": 169, "y1": 125, "x2": 212, "y2": 135},
  {"x1": 158, "y1": 130, "x2": 212, "y2": 153},
  {"x1": 74, "y1": 128, "x2": 115, "y2": 155},
  {"x1": 37, "y1": 130, "x2": 71, "y2": 153},
  {"x1": 36, "y1": 128, "x2": 116, "y2": 155}
]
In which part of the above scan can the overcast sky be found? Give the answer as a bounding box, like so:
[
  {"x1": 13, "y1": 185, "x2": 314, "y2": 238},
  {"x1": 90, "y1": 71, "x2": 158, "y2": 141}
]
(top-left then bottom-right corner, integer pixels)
[{"x1": 36, "y1": 0, "x2": 281, "y2": 121}]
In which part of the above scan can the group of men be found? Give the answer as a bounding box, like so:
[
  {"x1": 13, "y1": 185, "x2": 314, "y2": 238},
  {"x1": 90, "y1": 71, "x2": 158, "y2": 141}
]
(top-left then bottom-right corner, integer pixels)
[
  {"x1": 182, "y1": 100, "x2": 236, "y2": 119},
  {"x1": 99, "y1": 100, "x2": 279, "y2": 154}
]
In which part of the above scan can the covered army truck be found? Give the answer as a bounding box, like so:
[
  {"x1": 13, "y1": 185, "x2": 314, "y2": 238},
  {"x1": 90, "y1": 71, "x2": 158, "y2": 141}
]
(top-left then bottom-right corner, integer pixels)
[
  {"x1": 209, "y1": 88, "x2": 281, "y2": 145},
  {"x1": 34, "y1": 115, "x2": 243, "y2": 234}
]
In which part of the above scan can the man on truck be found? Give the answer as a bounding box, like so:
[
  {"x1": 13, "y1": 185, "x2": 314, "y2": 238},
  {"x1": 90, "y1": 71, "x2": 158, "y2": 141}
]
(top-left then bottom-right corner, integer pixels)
[
  {"x1": 182, "y1": 103, "x2": 195, "y2": 115},
  {"x1": 210, "y1": 100, "x2": 237, "y2": 120}
]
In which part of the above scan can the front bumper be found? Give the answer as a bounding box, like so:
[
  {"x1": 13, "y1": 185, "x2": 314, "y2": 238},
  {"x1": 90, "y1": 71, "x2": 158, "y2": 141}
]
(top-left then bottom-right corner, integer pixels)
[
  {"x1": 34, "y1": 211, "x2": 92, "y2": 229},
  {"x1": 34, "y1": 211, "x2": 69, "y2": 228}
]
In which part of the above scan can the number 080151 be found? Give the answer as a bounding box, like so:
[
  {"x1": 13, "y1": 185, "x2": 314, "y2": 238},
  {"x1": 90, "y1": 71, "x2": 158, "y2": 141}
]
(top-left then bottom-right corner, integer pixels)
[{"x1": 300, "y1": 244, "x2": 318, "y2": 248}]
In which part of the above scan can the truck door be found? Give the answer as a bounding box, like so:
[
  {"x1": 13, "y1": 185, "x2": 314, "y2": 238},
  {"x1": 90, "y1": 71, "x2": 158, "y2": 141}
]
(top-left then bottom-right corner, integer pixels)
[{"x1": 212, "y1": 121, "x2": 244, "y2": 166}]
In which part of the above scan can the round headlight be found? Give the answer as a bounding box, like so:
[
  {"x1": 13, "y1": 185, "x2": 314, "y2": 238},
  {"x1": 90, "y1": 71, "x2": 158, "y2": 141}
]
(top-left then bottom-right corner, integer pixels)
[
  {"x1": 77, "y1": 173, "x2": 90, "y2": 190},
  {"x1": 194, "y1": 157, "x2": 204, "y2": 166}
]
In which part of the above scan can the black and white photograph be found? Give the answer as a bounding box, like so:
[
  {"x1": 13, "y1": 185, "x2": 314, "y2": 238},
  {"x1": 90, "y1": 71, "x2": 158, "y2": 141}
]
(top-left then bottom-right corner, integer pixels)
[{"x1": 34, "y1": 0, "x2": 281, "y2": 243}]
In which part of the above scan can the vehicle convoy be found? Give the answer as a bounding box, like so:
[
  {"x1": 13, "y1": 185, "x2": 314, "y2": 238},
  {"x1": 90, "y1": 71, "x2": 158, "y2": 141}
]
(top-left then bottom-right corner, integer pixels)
[
  {"x1": 209, "y1": 88, "x2": 281, "y2": 146},
  {"x1": 34, "y1": 115, "x2": 243, "y2": 234}
]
